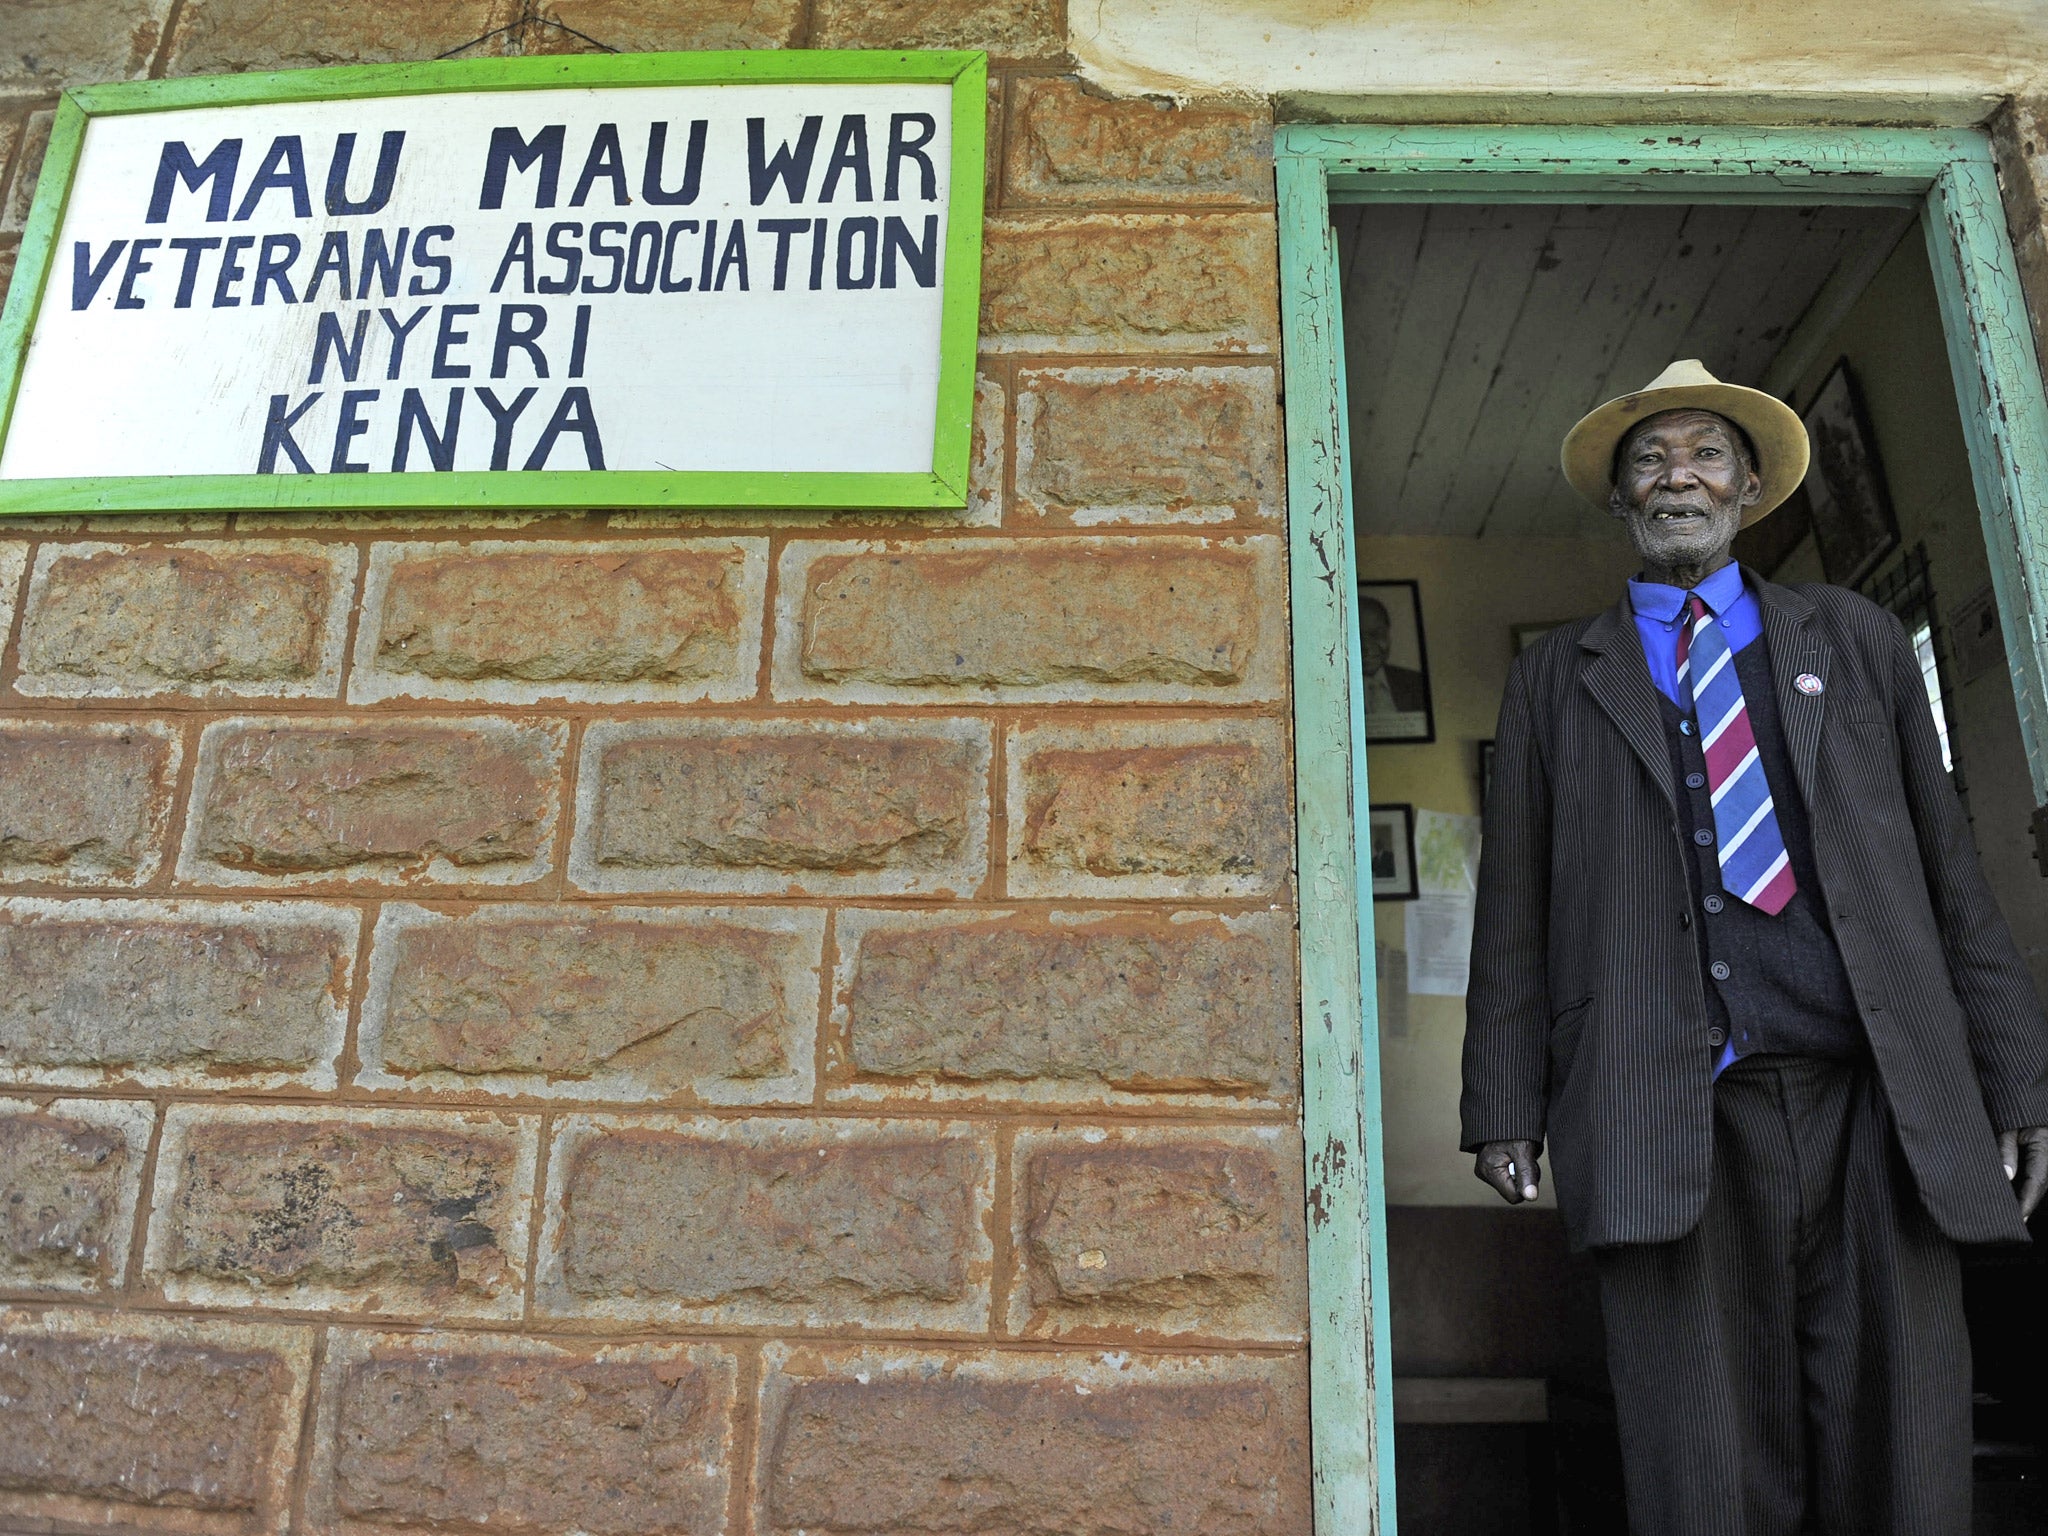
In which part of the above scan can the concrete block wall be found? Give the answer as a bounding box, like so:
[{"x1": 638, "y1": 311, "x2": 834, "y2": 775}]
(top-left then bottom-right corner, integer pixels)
[{"x1": 0, "y1": 3, "x2": 1305, "y2": 1533}]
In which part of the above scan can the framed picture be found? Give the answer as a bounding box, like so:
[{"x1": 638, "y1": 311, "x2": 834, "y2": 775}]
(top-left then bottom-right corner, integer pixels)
[
  {"x1": 1359, "y1": 579, "x2": 1435, "y2": 743},
  {"x1": 1512, "y1": 621, "x2": 1564, "y2": 654},
  {"x1": 1369, "y1": 803, "x2": 1418, "y2": 901},
  {"x1": 1802, "y1": 361, "x2": 1899, "y2": 589}
]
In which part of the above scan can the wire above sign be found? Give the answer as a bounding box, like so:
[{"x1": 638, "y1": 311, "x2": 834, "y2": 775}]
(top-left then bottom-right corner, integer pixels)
[{"x1": 0, "y1": 50, "x2": 987, "y2": 515}]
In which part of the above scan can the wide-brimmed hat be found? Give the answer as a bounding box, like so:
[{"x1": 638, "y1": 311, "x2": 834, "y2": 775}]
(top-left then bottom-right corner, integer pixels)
[{"x1": 1560, "y1": 359, "x2": 1809, "y2": 527}]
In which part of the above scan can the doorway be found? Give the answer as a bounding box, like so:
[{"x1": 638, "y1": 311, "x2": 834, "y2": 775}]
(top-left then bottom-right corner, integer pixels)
[{"x1": 1277, "y1": 127, "x2": 2048, "y2": 1536}]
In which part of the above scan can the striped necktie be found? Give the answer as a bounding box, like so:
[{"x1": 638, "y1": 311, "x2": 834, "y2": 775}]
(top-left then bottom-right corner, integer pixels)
[{"x1": 1678, "y1": 594, "x2": 1797, "y2": 914}]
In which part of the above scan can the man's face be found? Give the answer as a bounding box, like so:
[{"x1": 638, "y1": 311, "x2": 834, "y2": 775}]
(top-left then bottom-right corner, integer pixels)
[
  {"x1": 1608, "y1": 409, "x2": 1760, "y2": 574},
  {"x1": 1360, "y1": 605, "x2": 1392, "y2": 675}
]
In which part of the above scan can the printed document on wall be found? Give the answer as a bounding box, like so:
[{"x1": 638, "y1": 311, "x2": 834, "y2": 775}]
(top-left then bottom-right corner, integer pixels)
[{"x1": 1407, "y1": 808, "x2": 1480, "y2": 997}]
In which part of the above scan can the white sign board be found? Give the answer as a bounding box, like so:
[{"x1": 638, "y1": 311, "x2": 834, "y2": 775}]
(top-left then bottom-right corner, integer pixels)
[{"x1": 0, "y1": 54, "x2": 985, "y2": 512}]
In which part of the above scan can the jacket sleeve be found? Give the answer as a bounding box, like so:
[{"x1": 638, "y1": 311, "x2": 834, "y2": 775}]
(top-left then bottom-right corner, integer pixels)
[
  {"x1": 1887, "y1": 612, "x2": 2048, "y2": 1131},
  {"x1": 1460, "y1": 651, "x2": 1553, "y2": 1151}
]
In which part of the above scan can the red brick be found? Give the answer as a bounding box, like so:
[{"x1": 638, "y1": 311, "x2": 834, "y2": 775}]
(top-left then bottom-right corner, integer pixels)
[
  {"x1": 1014, "y1": 366, "x2": 1282, "y2": 524},
  {"x1": 0, "y1": 719, "x2": 181, "y2": 886},
  {"x1": 539, "y1": 1115, "x2": 993, "y2": 1329},
  {"x1": 1994, "y1": 98, "x2": 2048, "y2": 365},
  {"x1": 146, "y1": 1106, "x2": 537, "y2": 1319},
  {"x1": 529, "y1": 0, "x2": 801, "y2": 51},
  {"x1": 571, "y1": 717, "x2": 990, "y2": 897},
  {"x1": 811, "y1": 0, "x2": 1065, "y2": 63},
  {"x1": 0, "y1": 1097, "x2": 153, "y2": 1293},
  {"x1": 15, "y1": 541, "x2": 355, "y2": 699},
  {"x1": 182, "y1": 717, "x2": 564, "y2": 888},
  {"x1": 968, "y1": 373, "x2": 1005, "y2": 522},
  {"x1": 758, "y1": 1347, "x2": 1311, "y2": 1535},
  {"x1": 164, "y1": 0, "x2": 509, "y2": 74},
  {"x1": 1006, "y1": 79, "x2": 1273, "y2": 206},
  {"x1": 0, "y1": 898, "x2": 356, "y2": 1091},
  {"x1": 0, "y1": 1308, "x2": 314, "y2": 1536},
  {"x1": 1010, "y1": 1125, "x2": 1306, "y2": 1339},
  {"x1": 359, "y1": 903, "x2": 820, "y2": 1105},
  {"x1": 352, "y1": 539, "x2": 766, "y2": 705},
  {"x1": 1, "y1": 109, "x2": 50, "y2": 232},
  {"x1": 832, "y1": 908, "x2": 1297, "y2": 1106},
  {"x1": 0, "y1": 542, "x2": 22, "y2": 638},
  {"x1": 1007, "y1": 718, "x2": 1292, "y2": 899},
  {"x1": 0, "y1": 1, "x2": 168, "y2": 91},
  {"x1": 310, "y1": 1331, "x2": 738, "y2": 1536},
  {"x1": 775, "y1": 536, "x2": 1285, "y2": 703},
  {"x1": 982, "y1": 212, "x2": 1278, "y2": 352}
]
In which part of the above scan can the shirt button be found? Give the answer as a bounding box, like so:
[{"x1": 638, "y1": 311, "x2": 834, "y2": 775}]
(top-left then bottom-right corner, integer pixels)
[
  {"x1": 1686, "y1": 772, "x2": 1706, "y2": 789},
  {"x1": 1708, "y1": 1027, "x2": 1727, "y2": 1046},
  {"x1": 1694, "y1": 828, "x2": 1714, "y2": 846},
  {"x1": 1710, "y1": 960, "x2": 1731, "y2": 980},
  {"x1": 1704, "y1": 894, "x2": 1725, "y2": 914}
]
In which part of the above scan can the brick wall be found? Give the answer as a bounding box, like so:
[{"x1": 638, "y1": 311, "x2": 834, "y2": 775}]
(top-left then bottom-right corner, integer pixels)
[
  {"x1": 0, "y1": 4, "x2": 1305, "y2": 1533},
  {"x1": 1993, "y1": 97, "x2": 2048, "y2": 382}
]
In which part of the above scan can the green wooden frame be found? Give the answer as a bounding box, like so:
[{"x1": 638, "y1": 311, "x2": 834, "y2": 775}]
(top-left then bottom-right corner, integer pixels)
[
  {"x1": 0, "y1": 49, "x2": 987, "y2": 515},
  {"x1": 1279, "y1": 123, "x2": 2048, "y2": 1536}
]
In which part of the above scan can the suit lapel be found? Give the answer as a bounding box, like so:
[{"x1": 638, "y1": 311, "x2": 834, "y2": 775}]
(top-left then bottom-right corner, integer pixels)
[
  {"x1": 1579, "y1": 597, "x2": 1680, "y2": 814},
  {"x1": 1757, "y1": 578, "x2": 1830, "y2": 810}
]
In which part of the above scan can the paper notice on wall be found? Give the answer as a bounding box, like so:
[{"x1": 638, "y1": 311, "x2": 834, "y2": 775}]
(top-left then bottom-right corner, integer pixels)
[
  {"x1": 1375, "y1": 943, "x2": 1410, "y2": 1038},
  {"x1": 1407, "y1": 809, "x2": 1480, "y2": 996},
  {"x1": 1407, "y1": 895, "x2": 1476, "y2": 997},
  {"x1": 1414, "y1": 808, "x2": 1482, "y2": 896}
]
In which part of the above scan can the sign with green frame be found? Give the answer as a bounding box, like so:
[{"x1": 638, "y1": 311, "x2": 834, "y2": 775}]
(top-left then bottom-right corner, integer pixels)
[{"x1": 0, "y1": 49, "x2": 987, "y2": 516}]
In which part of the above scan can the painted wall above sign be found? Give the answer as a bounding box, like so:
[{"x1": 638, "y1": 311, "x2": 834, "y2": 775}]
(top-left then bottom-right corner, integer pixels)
[{"x1": 0, "y1": 51, "x2": 986, "y2": 514}]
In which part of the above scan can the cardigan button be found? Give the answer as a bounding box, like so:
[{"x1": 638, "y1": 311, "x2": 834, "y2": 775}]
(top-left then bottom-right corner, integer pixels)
[
  {"x1": 1710, "y1": 961, "x2": 1731, "y2": 981},
  {"x1": 1704, "y1": 894, "x2": 1725, "y2": 914},
  {"x1": 1708, "y1": 1027, "x2": 1727, "y2": 1047}
]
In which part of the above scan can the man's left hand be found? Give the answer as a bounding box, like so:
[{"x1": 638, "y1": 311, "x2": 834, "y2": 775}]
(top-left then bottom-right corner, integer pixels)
[{"x1": 1997, "y1": 1126, "x2": 2048, "y2": 1220}]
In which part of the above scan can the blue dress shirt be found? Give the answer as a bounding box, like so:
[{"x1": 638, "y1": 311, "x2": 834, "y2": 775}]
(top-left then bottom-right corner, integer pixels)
[{"x1": 1627, "y1": 561, "x2": 1762, "y2": 704}]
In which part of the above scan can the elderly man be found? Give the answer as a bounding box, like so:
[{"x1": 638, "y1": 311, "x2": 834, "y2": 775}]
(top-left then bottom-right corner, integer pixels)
[{"x1": 1461, "y1": 360, "x2": 2048, "y2": 1534}]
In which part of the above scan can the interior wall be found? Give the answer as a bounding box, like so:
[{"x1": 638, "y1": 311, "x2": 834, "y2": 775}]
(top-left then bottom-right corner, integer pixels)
[
  {"x1": 1361, "y1": 532, "x2": 1640, "y2": 1206},
  {"x1": 1773, "y1": 235, "x2": 2048, "y2": 992}
]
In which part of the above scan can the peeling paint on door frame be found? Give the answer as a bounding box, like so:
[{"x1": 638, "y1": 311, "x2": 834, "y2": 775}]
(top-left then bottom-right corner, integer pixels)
[{"x1": 1280, "y1": 123, "x2": 2048, "y2": 1536}]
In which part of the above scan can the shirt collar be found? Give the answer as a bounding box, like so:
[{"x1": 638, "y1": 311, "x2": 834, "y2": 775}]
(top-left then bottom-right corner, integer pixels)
[{"x1": 1628, "y1": 560, "x2": 1746, "y2": 623}]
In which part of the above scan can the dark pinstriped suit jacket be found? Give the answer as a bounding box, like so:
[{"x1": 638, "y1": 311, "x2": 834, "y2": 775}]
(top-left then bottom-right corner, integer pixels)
[{"x1": 1461, "y1": 574, "x2": 2048, "y2": 1250}]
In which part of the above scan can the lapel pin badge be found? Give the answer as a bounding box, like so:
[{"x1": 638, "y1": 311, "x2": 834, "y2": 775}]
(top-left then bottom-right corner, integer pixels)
[{"x1": 1794, "y1": 672, "x2": 1825, "y2": 696}]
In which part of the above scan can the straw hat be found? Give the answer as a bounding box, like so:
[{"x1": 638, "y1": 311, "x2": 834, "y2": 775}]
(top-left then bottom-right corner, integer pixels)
[{"x1": 1560, "y1": 359, "x2": 1809, "y2": 526}]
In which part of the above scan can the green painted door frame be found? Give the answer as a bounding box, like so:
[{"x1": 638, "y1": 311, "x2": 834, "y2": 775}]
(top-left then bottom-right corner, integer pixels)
[{"x1": 1279, "y1": 123, "x2": 2048, "y2": 1536}]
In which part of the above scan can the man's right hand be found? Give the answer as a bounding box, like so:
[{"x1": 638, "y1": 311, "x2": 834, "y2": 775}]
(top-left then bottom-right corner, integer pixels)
[{"x1": 1475, "y1": 1139, "x2": 1542, "y2": 1204}]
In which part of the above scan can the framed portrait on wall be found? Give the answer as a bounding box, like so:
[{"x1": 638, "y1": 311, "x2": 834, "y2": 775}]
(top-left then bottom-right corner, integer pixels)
[
  {"x1": 1369, "y1": 803, "x2": 1418, "y2": 901},
  {"x1": 1803, "y1": 361, "x2": 1899, "y2": 589},
  {"x1": 1359, "y1": 579, "x2": 1435, "y2": 743}
]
